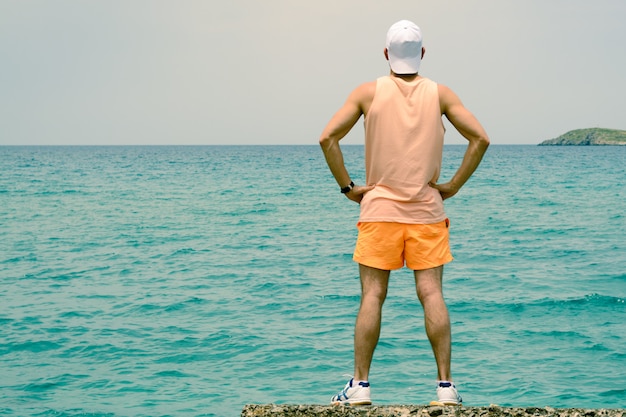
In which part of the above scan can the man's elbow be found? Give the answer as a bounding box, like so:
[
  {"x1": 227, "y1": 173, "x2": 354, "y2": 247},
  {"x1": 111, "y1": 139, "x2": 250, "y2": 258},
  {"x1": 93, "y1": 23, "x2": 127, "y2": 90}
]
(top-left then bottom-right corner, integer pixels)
[
  {"x1": 475, "y1": 134, "x2": 490, "y2": 150},
  {"x1": 319, "y1": 134, "x2": 337, "y2": 151}
]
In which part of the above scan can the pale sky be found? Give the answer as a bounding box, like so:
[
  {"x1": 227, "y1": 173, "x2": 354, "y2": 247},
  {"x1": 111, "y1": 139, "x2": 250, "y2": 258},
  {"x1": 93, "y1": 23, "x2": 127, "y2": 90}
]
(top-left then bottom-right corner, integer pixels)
[{"x1": 1, "y1": 0, "x2": 624, "y2": 145}]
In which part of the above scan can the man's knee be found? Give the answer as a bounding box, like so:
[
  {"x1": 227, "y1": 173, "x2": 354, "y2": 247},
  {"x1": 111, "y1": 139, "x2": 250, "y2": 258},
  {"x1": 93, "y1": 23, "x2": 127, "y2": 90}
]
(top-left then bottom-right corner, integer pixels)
[
  {"x1": 417, "y1": 287, "x2": 443, "y2": 306},
  {"x1": 362, "y1": 285, "x2": 388, "y2": 305},
  {"x1": 359, "y1": 264, "x2": 390, "y2": 303},
  {"x1": 414, "y1": 266, "x2": 443, "y2": 303}
]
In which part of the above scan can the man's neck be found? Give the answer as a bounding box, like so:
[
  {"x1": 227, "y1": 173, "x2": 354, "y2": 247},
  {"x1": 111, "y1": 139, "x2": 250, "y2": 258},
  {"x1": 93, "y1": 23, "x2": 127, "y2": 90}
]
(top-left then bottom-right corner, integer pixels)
[{"x1": 390, "y1": 71, "x2": 420, "y2": 81}]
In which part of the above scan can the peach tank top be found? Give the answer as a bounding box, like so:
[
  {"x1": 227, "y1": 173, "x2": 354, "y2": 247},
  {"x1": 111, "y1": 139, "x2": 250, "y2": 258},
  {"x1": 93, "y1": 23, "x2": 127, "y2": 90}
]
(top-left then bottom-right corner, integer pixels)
[{"x1": 359, "y1": 75, "x2": 446, "y2": 224}]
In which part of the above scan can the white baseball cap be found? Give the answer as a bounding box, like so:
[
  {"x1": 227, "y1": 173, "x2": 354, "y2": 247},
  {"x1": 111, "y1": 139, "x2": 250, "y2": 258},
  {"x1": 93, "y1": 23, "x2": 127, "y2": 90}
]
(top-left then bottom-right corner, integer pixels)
[{"x1": 385, "y1": 20, "x2": 423, "y2": 74}]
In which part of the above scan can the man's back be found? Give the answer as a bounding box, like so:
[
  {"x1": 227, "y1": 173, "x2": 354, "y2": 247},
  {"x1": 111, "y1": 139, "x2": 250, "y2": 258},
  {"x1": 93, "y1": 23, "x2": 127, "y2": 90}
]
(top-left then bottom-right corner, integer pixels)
[{"x1": 359, "y1": 75, "x2": 446, "y2": 225}]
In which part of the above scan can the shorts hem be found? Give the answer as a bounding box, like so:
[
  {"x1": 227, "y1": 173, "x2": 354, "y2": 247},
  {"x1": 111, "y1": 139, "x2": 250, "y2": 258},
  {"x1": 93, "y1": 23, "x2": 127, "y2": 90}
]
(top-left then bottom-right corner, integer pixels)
[
  {"x1": 352, "y1": 256, "x2": 404, "y2": 271},
  {"x1": 406, "y1": 255, "x2": 454, "y2": 271}
]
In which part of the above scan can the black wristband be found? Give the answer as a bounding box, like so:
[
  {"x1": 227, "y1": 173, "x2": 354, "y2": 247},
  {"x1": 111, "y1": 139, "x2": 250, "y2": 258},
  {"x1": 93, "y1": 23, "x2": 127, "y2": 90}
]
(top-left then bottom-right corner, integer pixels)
[{"x1": 340, "y1": 181, "x2": 354, "y2": 194}]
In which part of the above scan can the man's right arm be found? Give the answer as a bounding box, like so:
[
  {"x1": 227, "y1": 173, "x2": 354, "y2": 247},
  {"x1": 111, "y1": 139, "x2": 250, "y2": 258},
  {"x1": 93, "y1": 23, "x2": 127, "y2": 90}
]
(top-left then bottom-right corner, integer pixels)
[
  {"x1": 431, "y1": 84, "x2": 490, "y2": 200},
  {"x1": 319, "y1": 82, "x2": 376, "y2": 203}
]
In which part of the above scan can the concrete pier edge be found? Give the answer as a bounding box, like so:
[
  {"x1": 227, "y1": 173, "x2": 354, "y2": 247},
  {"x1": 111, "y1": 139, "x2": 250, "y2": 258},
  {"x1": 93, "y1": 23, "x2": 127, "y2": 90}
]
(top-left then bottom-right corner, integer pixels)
[{"x1": 241, "y1": 404, "x2": 625, "y2": 417}]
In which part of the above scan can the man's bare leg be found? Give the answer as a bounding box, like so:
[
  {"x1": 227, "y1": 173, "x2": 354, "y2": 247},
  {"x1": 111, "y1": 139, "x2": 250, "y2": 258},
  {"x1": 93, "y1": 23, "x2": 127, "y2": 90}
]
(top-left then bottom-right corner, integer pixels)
[
  {"x1": 354, "y1": 264, "x2": 390, "y2": 381},
  {"x1": 414, "y1": 265, "x2": 452, "y2": 381}
]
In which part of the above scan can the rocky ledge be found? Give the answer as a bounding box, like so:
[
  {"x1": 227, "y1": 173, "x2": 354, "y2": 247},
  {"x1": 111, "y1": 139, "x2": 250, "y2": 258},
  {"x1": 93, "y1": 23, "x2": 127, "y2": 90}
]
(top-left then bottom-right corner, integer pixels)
[{"x1": 241, "y1": 404, "x2": 624, "y2": 417}]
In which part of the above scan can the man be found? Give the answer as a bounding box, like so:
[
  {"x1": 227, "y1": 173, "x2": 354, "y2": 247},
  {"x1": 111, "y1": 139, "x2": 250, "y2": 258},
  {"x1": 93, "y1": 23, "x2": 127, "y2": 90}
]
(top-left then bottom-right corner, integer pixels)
[{"x1": 319, "y1": 20, "x2": 489, "y2": 406}]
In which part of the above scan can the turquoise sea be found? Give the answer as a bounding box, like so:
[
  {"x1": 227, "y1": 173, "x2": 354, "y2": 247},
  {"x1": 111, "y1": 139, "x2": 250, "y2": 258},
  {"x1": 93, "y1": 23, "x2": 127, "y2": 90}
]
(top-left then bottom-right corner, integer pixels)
[{"x1": 1, "y1": 145, "x2": 625, "y2": 416}]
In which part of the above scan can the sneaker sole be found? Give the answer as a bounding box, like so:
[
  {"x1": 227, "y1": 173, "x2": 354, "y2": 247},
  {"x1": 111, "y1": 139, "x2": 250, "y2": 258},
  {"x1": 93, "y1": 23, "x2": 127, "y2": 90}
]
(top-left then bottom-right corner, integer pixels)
[
  {"x1": 332, "y1": 400, "x2": 372, "y2": 406},
  {"x1": 429, "y1": 400, "x2": 462, "y2": 406}
]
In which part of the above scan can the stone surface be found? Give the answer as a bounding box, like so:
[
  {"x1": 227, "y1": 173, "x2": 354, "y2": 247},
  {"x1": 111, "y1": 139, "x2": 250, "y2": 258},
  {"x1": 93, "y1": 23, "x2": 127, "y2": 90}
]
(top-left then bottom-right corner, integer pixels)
[{"x1": 241, "y1": 405, "x2": 625, "y2": 417}]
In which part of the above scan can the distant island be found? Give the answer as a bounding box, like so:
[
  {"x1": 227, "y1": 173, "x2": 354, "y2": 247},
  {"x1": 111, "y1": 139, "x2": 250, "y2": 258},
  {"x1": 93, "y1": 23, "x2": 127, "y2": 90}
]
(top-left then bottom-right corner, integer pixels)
[{"x1": 538, "y1": 128, "x2": 626, "y2": 145}]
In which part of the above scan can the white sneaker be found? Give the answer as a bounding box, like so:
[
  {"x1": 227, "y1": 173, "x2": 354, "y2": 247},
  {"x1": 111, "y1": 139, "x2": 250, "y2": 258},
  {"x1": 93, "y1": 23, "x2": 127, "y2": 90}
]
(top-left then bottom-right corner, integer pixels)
[
  {"x1": 431, "y1": 381, "x2": 462, "y2": 406},
  {"x1": 330, "y1": 378, "x2": 371, "y2": 406}
]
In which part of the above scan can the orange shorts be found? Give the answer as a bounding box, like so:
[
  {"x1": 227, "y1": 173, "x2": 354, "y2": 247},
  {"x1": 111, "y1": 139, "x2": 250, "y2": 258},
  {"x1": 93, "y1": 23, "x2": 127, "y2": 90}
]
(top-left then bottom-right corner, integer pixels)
[{"x1": 353, "y1": 220, "x2": 453, "y2": 271}]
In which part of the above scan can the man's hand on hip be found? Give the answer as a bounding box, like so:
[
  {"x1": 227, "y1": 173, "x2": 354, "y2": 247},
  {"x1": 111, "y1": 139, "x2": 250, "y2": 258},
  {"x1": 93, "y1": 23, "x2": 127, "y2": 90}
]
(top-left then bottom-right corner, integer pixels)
[
  {"x1": 429, "y1": 182, "x2": 459, "y2": 201},
  {"x1": 346, "y1": 184, "x2": 375, "y2": 204}
]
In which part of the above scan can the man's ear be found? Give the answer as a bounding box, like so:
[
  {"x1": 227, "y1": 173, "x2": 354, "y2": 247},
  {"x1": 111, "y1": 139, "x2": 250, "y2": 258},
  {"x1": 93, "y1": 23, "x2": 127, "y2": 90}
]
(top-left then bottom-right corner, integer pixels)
[{"x1": 385, "y1": 47, "x2": 425, "y2": 60}]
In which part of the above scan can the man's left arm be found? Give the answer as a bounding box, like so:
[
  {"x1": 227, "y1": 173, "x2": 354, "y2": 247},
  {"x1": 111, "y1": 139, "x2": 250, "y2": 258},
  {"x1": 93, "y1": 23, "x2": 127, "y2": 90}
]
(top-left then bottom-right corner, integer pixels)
[{"x1": 431, "y1": 84, "x2": 490, "y2": 200}]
